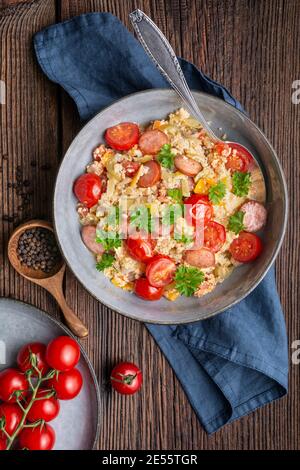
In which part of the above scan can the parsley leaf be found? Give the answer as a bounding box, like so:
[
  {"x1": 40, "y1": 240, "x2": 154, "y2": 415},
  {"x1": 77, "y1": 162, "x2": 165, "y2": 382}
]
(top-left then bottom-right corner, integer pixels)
[
  {"x1": 96, "y1": 230, "x2": 122, "y2": 250},
  {"x1": 167, "y1": 188, "x2": 183, "y2": 203},
  {"x1": 157, "y1": 144, "x2": 175, "y2": 169},
  {"x1": 96, "y1": 253, "x2": 115, "y2": 272},
  {"x1": 228, "y1": 211, "x2": 245, "y2": 234},
  {"x1": 174, "y1": 266, "x2": 205, "y2": 296},
  {"x1": 232, "y1": 171, "x2": 251, "y2": 197},
  {"x1": 162, "y1": 204, "x2": 183, "y2": 225},
  {"x1": 173, "y1": 232, "x2": 194, "y2": 244},
  {"x1": 208, "y1": 181, "x2": 226, "y2": 204},
  {"x1": 130, "y1": 207, "x2": 154, "y2": 233}
]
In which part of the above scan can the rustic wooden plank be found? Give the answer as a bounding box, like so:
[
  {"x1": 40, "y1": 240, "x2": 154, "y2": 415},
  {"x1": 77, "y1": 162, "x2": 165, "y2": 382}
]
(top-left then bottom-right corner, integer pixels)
[{"x1": 0, "y1": 0, "x2": 59, "y2": 312}]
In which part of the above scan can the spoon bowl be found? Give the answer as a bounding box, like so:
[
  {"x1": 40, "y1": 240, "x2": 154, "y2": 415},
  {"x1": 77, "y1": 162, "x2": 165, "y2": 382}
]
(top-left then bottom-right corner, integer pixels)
[{"x1": 8, "y1": 220, "x2": 88, "y2": 338}]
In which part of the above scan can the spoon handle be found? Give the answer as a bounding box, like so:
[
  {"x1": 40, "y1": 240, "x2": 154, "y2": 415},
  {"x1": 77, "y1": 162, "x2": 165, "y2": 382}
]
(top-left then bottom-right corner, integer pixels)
[{"x1": 129, "y1": 9, "x2": 219, "y2": 140}]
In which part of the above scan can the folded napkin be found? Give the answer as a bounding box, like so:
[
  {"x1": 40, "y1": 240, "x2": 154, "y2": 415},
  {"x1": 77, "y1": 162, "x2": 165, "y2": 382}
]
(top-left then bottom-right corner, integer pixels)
[{"x1": 34, "y1": 12, "x2": 288, "y2": 434}]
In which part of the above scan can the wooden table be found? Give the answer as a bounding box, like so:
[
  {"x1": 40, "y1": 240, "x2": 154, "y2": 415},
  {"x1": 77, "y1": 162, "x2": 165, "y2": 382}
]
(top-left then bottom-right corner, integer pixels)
[{"x1": 0, "y1": 0, "x2": 299, "y2": 450}]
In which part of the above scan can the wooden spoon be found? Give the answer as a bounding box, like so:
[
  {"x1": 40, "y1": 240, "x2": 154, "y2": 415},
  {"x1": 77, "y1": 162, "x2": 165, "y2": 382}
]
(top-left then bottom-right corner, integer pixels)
[{"x1": 8, "y1": 219, "x2": 88, "y2": 338}]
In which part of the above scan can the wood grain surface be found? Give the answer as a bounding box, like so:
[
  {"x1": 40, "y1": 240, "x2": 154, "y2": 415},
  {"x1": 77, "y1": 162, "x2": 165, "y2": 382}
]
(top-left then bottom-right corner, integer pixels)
[{"x1": 0, "y1": 0, "x2": 299, "y2": 450}]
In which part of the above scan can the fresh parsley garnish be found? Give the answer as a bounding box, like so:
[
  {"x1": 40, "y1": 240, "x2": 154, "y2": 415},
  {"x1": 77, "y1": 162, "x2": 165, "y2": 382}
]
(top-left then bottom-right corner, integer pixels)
[
  {"x1": 130, "y1": 207, "x2": 154, "y2": 233},
  {"x1": 228, "y1": 211, "x2": 245, "y2": 234},
  {"x1": 174, "y1": 266, "x2": 205, "y2": 297},
  {"x1": 96, "y1": 230, "x2": 122, "y2": 250},
  {"x1": 96, "y1": 253, "x2": 115, "y2": 272},
  {"x1": 208, "y1": 181, "x2": 226, "y2": 204},
  {"x1": 167, "y1": 188, "x2": 183, "y2": 203},
  {"x1": 173, "y1": 232, "x2": 194, "y2": 244},
  {"x1": 232, "y1": 171, "x2": 251, "y2": 197},
  {"x1": 157, "y1": 144, "x2": 175, "y2": 169},
  {"x1": 162, "y1": 204, "x2": 183, "y2": 225}
]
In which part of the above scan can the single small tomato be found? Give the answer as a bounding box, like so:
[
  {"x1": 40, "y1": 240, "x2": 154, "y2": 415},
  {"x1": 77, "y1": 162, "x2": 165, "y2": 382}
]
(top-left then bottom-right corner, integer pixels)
[
  {"x1": 46, "y1": 368, "x2": 83, "y2": 400},
  {"x1": 134, "y1": 278, "x2": 163, "y2": 301},
  {"x1": 73, "y1": 173, "x2": 103, "y2": 208},
  {"x1": 229, "y1": 231, "x2": 263, "y2": 262},
  {"x1": 17, "y1": 342, "x2": 49, "y2": 376},
  {"x1": 146, "y1": 255, "x2": 176, "y2": 287},
  {"x1": 204, "y1": 221, "x2": 226, "y2": 253},
  {"x1": 0, "y1": 368, "x2": 28, "y2": 403},
  {"x1": 184, "y1": 194, "x2": 213, "y2": 226},
  {"x1": 27, "y1": 389, "x2": 60, "y2": 423},
  {"x1": 0, "y1": 403, "x2": 23, "y2": 438},
  {"x1": 110, "y1": 362, "x2": 142, "y2": 395},
  {"x1": 18, "y1": 423, "x2": 55, "y2": 451},
  {"x1": 215, "y1": 142, "x2": 252, "y2": 172},
  {"x1": 125, "y1": 235, "x2": 155, "y2": 263},
  {"x1": 45, "y1": 336, "x2": 80, "y2": 372},
  {"x1": 105, "y1": 122, "x2": 139, "y2": 151}
]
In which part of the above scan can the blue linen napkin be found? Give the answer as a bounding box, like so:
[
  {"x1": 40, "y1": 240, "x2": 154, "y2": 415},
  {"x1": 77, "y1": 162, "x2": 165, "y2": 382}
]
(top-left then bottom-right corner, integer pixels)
[{"x1": 33, "y1": 12, "x2": 288, "y2": 434}]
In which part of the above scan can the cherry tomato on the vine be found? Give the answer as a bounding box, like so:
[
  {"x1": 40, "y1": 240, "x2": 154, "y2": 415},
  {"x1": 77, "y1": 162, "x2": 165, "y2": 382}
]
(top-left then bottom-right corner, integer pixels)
[
  {"x1": 17, "y1": 342, "x2": 49, "y2": 376},
  {"x1": 0, "y1": 368, "x2": 28, "y2": 403},
  {"x1": 45, "y1": 336, "x2": 80, "y2": 372},
  {"x1": 110, "y1": 362, "x2": 142, "y2": 395},
  {"x1": 46, "y1": 368, "x2": 83, "y2": 400},
  {"x1": 27, "y1": 389, "x2": 60, "y2": 423},
  {"x1": 18, "y1": 423, "x2": 56, "y2": 451},
  {"x1": 0, "y1": 403, "x2": 23, "y2": 438}
]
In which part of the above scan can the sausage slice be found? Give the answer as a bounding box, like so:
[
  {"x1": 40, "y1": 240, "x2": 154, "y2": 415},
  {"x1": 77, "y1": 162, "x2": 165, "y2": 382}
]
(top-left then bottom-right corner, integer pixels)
[
  {"x1": 139, "y1": 130, "x2": 169, "y2": 155},
  {"x1": 138, "y1": 161, "x2": 161, "y2": 188},
  {"x1": 184, "y1": 247, "x2": 215, "y2": 268},
  {"x1": 174, "y1": 155, "x2": 202, "y2": 176},
  {"x1": 81, "y1": 226, "x2": 104, "y2": 255},
  {"x1": 240, "y1": 200, "x2": 267, "y2": 232}
]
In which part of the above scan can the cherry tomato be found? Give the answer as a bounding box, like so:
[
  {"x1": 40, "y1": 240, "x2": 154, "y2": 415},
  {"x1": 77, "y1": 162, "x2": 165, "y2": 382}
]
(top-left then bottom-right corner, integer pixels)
[
  {"x1": 134, "y1": 278, "x2": 163, "y2": 301},
  {"x1": 17, "y1": 342, "x2": 49, "y2": 376},
  {"x1": 216, "y1": 142, "x2": 252, "y2": 172},
  {"x1": 229, "y1": 231, "x2": 263, "y2": 262},
  {"x1": 138, "y1": 160, "x2": 161, "y2": 188},
  {"x1": 0, "y1": 403, "x2": 23, "y2": 438},
  {"x1": 204, "y1": 221, "x2": 226, "y2": 253},
  {"x1": 105, "y1": 122, "x2": 139, "y2": 151},
  {"x1": 19, "y1": 423, "x2": 55, "y2": 451},
  {"x1": 122, "y1": 161, "x2": 141, "y2": 177},
  {"x1": 0, "y1": 368, "x2": 28, "y2": 403},
  {"x1": 0, "y1": 436, "x2": 6, "y2": 450},
  {"x1": 184, "y1": 194, "x2": 213, "y2": 226},
  {"x1": 126, "y1": 235, "x2": 155, "y2": 263},
  {"x1": 45, "y1": 336, "x2": 80, "y2": 372},
  {"x1": 146, "y1": 255, "x2": 176, "y2": 287},
  {"x1": 46, "y1": 368, "x2": 83, "y2": 400},
  {"x1": 73, "y1": 173, "x2": 103, "y2": 208},
  {"x1": 110, "y1": 362, "x2": 142, "y2": 395},
  {"x1": 27, "y1": 389, "x2": 60, "y2": 423}
]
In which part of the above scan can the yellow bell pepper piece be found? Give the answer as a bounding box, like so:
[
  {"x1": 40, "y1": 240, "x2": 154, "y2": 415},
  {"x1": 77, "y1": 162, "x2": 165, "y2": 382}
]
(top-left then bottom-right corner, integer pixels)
[{"x1": 194, "y1": 178, "x2": 215, "y2": 195}]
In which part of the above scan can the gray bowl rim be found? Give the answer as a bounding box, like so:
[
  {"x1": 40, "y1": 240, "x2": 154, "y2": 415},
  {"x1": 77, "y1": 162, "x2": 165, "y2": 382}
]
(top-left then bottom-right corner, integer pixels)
[
  {"x1": 0, "y1": 297, "x2": 101, "y2": 449},
  {"x1": 53, "y1": 88, "x2": 288, "y2": 324}
]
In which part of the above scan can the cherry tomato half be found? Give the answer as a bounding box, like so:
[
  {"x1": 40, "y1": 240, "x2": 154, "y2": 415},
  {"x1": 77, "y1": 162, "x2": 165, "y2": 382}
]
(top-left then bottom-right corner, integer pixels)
[
  {"x1": 17, "y1": 342, "x2": 49, "y2": 376},
  {"x1": 204, "y1": 221, "x2": 226, "y2": 253},
  {"x1": 18, "y1": 423, "x2": 55, "y2": 451},
  {"x1": 27, "y1": 389, "x2": 60, "y2": 423},
  {"x1": 146, "y1": 255, "x2": 176, "y2": 288},
  {"x1": 105, "y1": 122, "x2": 139, "y2": 151},
  {"x1": 45, "y1": 336, "x2": 80, "y2": 372},
  {"x1": 0, "y1": 368, "x2": 28, "y2": 403},
  {"x1": 184, "y1": 194, "x2": 213, "y2": 227},
  {"x1": 110, "y1": 362, "x2": 142, "y2": 395},
  {"x1": 134, "y1": 278, "x2": 163, "y2": 301},
  {"x1": 229, "y1": 231, "x2": 263, "y2": 262},
  {"x1": 0, "y1": 403, "x2": 23, "y2": 438},
  {"x1": 73, "y1": 173, "x2": 103, "y2": 208},
  {"x1": 46, "y1": 368, "x2": 83, "y2": 400},
  {"x1": 215, "y1": 142, "x2": 252, "y2": 172},
  {"x1": 126, "y1": 235, "x2": 155, "y2": 263}
]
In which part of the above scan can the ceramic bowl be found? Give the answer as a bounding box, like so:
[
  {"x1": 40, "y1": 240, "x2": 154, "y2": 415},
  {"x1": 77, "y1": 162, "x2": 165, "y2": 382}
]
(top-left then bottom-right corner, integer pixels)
[{"x1": 53, "y1": 89, "x2": 288, "y2": 324}]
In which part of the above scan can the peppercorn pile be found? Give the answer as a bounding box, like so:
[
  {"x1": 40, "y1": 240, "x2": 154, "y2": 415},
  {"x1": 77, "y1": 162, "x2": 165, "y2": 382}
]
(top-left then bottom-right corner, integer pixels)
[{"x1": 17, "y1": 228, "x2": 61, "y2": 273}]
